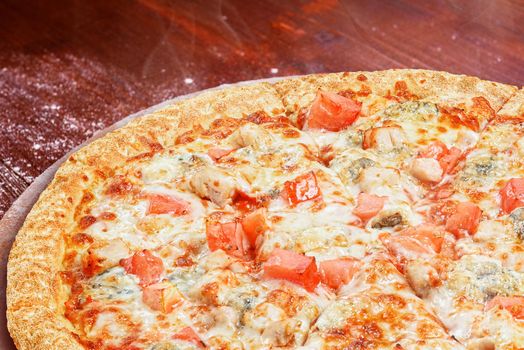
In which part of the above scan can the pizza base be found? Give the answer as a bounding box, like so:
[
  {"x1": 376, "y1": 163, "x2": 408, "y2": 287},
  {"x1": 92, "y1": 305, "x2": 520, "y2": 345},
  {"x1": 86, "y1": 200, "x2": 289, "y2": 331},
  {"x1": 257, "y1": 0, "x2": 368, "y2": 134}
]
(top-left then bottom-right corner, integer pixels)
[{"x1": 6, "y1": 69, "x2": 521, "y2": 350}]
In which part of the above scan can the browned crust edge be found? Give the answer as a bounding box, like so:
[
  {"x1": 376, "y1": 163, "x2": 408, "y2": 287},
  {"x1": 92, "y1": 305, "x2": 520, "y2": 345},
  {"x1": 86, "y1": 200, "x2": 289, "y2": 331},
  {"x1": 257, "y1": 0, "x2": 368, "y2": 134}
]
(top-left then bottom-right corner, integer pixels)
[{"x1": 6, "y1": 69, "x2": 520, "y2": 350}]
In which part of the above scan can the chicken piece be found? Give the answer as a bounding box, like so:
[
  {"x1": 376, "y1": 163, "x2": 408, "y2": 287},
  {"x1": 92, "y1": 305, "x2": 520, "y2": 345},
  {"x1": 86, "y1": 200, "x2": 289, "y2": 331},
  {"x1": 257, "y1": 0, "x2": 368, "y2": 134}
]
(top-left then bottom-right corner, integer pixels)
[
  {"x1": 363, "y1": 125, "x2": 406, "y2": 151},
  {"x1": 142, "y1": 280, "x2": 183, "y2": 313},
  {"x1": 405, "y1": 261, "x2": 440, "y2": 298},
  {"x1": 456, "y1": 129, "x2": 478, "y2": 149},
  {"x1": 227, "y1": 123, "x2": 274, "y2": 151},
  {"x1": 358, "y1": 166, "x2": 400, "y2": 194},
  {"x1": 189, "y1": 166, "x2": 237, "y2": 207},
  {"x1": 261, "y1": 318, "x2": 302, "y2": 347},
  {"x1": 410, "y1": 157, "x2": 443, "y2": 183},
  {"x1": 94, "y1": 238, "x2": 130, "y2": 262}
]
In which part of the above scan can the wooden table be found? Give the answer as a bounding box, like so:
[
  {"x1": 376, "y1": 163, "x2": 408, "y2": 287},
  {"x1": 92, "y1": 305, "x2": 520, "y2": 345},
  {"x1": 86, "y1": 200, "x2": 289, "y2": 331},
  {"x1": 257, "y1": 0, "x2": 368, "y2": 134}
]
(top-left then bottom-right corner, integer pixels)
[{"x1": 1, "y1": 0, "x2": 524, "y2": 218}]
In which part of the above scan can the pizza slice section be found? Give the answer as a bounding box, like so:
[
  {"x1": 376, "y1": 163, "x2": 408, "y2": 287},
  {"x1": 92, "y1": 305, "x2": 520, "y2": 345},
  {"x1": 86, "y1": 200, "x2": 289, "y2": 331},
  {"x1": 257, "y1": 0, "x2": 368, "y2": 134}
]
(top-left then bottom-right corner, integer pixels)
[{"x1": 303, "y1": 254, "x2": 464, "y2": 349}]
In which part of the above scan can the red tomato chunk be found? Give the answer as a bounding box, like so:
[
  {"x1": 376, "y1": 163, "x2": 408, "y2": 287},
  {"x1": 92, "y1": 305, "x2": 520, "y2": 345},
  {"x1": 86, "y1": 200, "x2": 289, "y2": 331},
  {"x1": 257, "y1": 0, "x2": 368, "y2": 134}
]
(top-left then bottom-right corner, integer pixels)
[
  {"x1": 307, "y1": 91, "x2": 361, "y2": 131},
  {"x1": 319, "y1": 257, "x2": 360, "y2": 290},
  {"x1": 282, "y1": 171, "x2": 322, "y2": 206},
  {"x1": 353, "y1": 193, "x2": 386, "y2": 221},
  {"x1": 146, "y1": 194, "x2": 190, "y2": 216},
  {"x1": 263, "y1": 248, "x2": 320, "y2": 292},
  {"x1": 445, "y1": 202, "x2": 482, "y2": 238},
  {"x1": 500, "y1": 178, "x2": 524, "y2": 214},
  {"x1": 120, "y1": 250, "x2": 164, "y2": 286}
]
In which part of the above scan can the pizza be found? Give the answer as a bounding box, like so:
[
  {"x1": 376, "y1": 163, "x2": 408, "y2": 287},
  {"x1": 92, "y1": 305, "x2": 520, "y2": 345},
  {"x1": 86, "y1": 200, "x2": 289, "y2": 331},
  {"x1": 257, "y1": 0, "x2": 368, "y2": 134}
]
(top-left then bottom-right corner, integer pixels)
[{"x1": 7, "y1": 69, "x2": 524, "y2": 350}]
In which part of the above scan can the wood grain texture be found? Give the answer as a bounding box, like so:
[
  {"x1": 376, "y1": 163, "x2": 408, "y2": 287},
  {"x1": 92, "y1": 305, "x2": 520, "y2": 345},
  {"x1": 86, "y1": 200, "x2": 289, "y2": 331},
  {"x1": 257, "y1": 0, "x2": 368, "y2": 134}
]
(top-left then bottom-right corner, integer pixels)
[{"x1": 1, "y1": 0, "x2": 524, "y2": 218}]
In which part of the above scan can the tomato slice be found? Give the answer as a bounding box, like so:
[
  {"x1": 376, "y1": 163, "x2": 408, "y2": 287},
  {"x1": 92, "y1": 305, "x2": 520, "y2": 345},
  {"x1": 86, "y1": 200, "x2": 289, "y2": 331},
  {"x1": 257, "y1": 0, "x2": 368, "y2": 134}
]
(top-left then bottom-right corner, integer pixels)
[
  {"x1": 173, "y1": 327, "x2": 205, "y2": 348},
  {"x1": 319, "y1": 257, "x2": 360, "y2": 290},
  {"x1": 282, "y1": 171, "x2": 322, "y2": 206},
  {"x1": 500, "y1": 178, "x2": 524, "y2": 214},
  {"x1": 208, "y1": 147, "x2": 235, "y2": 161},
  {"x1": 120, "y1": 250, "x2": 164, "y2": 286},
  {"x1": 445, "y1": 202, "x2": 482, "y2": 238},
  {"x1": 307, "y1": 91, "x2": 361, "y2": 131},
  {"x1": 206, "y1": 221, "x2": 249, "y2": 258},
  {"x1": 486, "y1": 296, "x2": 524, "y2": 320},
  {"x1": 263, "y1": 248, "x2": 320, "y2": 292},
  {"x1": 241, "y1": 208, "x2": 268, "y2": 246},
  {"x1": 146, "y1": 194, "x2": 190, "y2": 216},
  {"x1": 142, "y1": 281, "x2": 182, "y2": 313},
  {"x1": 353, "y1": 193, "x2": 386, "y2": 221}
]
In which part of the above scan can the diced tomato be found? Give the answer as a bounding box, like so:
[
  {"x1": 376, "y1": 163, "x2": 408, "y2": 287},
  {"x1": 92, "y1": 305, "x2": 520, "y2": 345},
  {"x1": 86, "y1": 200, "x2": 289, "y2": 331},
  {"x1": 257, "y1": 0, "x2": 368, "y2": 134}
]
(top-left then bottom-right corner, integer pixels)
[
  {"x1": 120, "y1": 250, "x2": 164, "y2": 286},
  {"x1": 380, "y1": 233, "x2": 433, "y2": 258},
  {"x1": 439, "y1": 147, "x2": 462, "y2": 174},
  {"x1": 263, "y1": 248, "x2": 320, "y2": 292},
  {"x1": 241, "y1": 208, "x2": 268, "y2": 246},
  {"x1": 208, "y1": 147, "x2": 234, "y2": 161},
  {"x1": 419, "y1": 141, "x2": 448, "y2": 159},
  {"x1": 142, "y1": 281, "x2": 182, "y2": 313},
  {"x1": 486, "y1": 296, "x2": 524, "y2": 320},
  {"x1": 307, "y1": 91, "x2": 361, "y2": 131},
  {"x1": 146, "y1": 194, "x2": 190, "y2": 216},
  {"x1": 380, "y1": 232, "x2": 433, "y2": 271},
  {"x1": 418, "y1": 141, "x2": 462, "y2": 175},
  {"x1": 206, "y1": 221, "x2": 249, "y2": 258},
  {"x1": 319, "y1": 257, "x2": 361, "y2": 290},
  {"x1": 353, "y1": 193, "x2": 386, "y2": 221},
  {"x1": 232, "y1": 190, "x2": 264, "y2": 212},
  {"x1": 428, "y1": 200, "x2": 458, "y2": 226},
  {"x1": 282, "y1": 171, "x2": 322, "y2": 206},
  {"x1": 499, "y1": 178, "x2": 524, "y2": 214},
  {"x1": 402, "y1": 224, "x2": 445, "y2": 253},
  {"x1": 429, "y1": 183, "x2": 455, "y2": 200},
  {"x1": 445, "y1": 202, "x2": 482, "y2": 238},
  {"x1": 173, "y1": 327, "x2": 205, "y2": 348},
  {"x1": 379, "y1": 225, "x2": 448, "y2": 268}
]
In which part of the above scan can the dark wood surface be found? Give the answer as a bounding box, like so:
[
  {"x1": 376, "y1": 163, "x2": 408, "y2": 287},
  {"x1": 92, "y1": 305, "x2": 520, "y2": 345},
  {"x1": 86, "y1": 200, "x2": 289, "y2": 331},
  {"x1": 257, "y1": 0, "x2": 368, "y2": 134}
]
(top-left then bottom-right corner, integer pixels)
[{"x1": 1, "y1": 0, "x2": 524, "y2": 218}]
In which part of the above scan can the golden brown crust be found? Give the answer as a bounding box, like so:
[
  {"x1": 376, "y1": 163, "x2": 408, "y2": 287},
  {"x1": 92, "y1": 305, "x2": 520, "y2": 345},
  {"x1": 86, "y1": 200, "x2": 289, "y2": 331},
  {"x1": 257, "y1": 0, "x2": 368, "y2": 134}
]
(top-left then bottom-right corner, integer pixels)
[
  {"x1": 274, "y1": 69, "x2": 517, "y2": 114},
  {"x1": 498, "y1": 87, "x2": 524, "y2": 116},
  {"x1": 6, "y1": 70, "x2": 519, "y2": 350}
]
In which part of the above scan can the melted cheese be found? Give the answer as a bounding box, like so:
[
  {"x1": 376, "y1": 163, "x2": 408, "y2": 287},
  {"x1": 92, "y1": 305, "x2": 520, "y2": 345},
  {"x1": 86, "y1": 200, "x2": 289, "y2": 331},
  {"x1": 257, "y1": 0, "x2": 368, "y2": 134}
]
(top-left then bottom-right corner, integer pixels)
[{"x1": 61, "y1": 97, "x2": 524, "y2": 349}]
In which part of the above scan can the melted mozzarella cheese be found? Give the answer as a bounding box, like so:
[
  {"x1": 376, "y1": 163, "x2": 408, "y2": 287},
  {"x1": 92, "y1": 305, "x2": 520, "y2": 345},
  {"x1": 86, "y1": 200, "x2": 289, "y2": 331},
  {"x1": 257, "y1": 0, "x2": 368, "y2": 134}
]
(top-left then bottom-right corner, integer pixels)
[{"x1": 62, "y1": 97, "x2": 524, "y2": 349}]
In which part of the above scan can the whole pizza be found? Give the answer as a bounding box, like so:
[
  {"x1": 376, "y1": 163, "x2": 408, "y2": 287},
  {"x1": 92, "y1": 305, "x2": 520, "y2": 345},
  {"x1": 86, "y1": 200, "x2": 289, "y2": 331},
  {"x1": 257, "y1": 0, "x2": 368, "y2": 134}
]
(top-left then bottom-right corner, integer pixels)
[{"x1": 7, "y1": 70, "x2": 524, "y2": 350}]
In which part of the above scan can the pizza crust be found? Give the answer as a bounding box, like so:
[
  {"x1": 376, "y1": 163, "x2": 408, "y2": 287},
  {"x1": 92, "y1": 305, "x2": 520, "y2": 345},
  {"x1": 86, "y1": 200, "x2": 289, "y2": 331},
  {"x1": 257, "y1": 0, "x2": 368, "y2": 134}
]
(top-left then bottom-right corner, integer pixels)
[
  {"x1": 275, "y1": 69, "x2": 517, "y2": 113},
  {"x1": 498, "y1": 87, "x2": 524, "y2": 116},
  {"x1": 6, "y1": 70, "x2": 519, "y2": 350}
]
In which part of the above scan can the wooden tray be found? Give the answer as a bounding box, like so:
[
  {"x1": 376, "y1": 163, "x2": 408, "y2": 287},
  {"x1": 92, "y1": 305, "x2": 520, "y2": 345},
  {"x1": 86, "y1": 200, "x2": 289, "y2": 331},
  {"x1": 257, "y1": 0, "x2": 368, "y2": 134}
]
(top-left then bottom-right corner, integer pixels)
[{"x1": 0, "y1": 77, "x2": 282, "y2": 348}]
